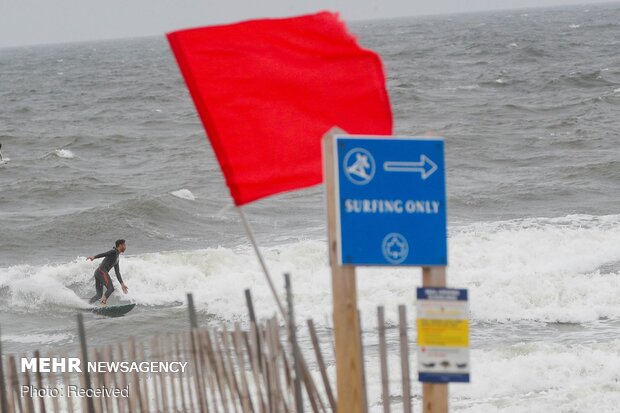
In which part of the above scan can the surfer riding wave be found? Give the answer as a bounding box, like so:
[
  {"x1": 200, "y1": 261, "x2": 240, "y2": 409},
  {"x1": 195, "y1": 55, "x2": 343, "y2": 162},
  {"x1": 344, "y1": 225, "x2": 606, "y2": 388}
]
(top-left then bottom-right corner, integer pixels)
[{"x1": 87, "y1": 239, "x2": 129, "y2": 305}]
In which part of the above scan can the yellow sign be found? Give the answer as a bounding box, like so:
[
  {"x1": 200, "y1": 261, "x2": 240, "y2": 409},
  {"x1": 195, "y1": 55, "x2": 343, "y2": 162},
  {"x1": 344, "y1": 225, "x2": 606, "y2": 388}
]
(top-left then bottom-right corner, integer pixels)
[{"x1": 417, "y1": 319, "x2": 469, "y2": 347}]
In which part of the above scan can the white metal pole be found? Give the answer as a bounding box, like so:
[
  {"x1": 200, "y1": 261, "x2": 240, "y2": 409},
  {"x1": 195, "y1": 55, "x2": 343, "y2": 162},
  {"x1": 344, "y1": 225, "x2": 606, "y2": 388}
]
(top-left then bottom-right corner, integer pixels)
[{"x1": 236, "y1": 206, "x2": 287, "y2": 319}]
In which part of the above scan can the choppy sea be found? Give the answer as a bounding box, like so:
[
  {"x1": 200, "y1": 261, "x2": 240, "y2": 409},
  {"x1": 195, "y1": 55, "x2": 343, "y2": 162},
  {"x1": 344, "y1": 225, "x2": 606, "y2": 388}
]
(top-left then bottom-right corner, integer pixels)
[{"x1": 1, "y1": 3, "x2": 620, "y2": 411}]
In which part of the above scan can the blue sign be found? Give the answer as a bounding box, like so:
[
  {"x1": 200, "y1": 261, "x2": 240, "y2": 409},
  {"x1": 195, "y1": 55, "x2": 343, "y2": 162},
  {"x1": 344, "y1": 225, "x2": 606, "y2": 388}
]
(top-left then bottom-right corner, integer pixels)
[{"x1": 334, "y1": 135, "x2": 447, "y2": 266}]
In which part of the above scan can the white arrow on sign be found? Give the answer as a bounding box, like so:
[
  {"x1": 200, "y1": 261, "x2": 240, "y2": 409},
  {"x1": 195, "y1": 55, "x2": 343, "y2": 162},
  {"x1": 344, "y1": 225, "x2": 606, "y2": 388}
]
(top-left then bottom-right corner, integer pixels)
[{"x1": 383, "y1": 154, "x2": 437, "y2": 179}]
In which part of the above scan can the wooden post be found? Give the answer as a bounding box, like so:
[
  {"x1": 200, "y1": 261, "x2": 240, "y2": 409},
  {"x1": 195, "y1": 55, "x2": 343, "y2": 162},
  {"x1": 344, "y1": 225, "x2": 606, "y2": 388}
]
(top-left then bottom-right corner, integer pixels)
[
  {"x1": 198, "y1": 330, "x2": 219, "y2": 413},
  {"x1": 188, "y1": 293, "x2": 198, "y2": 329},
  {"x1": 247, "y1": 323, "x2": 266, "y2": 413},
  {"x1": 109, "y1": 345, "x2": 126, "y2": 413},
  {"x1": 149, "y1": 337, "x2": 161, "y2": 413},
  {"x1": 22, "y1": 361, "x2": 35, "y2": 413},
  {"x1": 323, "y1": 131, "x2": 365, "y2": 413},
  {"x1": 220, "y1": 328, "x2": 243, "y2": 411},
  {"x1": 77, "y1": 314, "x2": 96, "y2": 413},
  {"x1": 377, "y1": 307, "x2": 390, "y2": 413},
  {"x1": 422, "y1": 266, "x2": 448, "y2": 413},
  {"x1": 151, "y1": 334, "x2": 169, "y2": 413},
  {"x1": 284, "y1": 274, "x2": 303, "y2": 413},
  {"x1": 105, "y1": 347, "x2": 117, "y2": 413},
  {"x1": 213, "y1": 330, "x2": 240, "y2": 413},
  {"x1": 358, "y1": 310, "x2": 369, "y2": 413},
  {"x1": 297, "y1": 358, "x2": 323, "y2": 413},
  {"x1": 245, "y1": 290, "x2": 257, "y2": 324},
  {"x1": 164, "y1": 335, "x2": 178, "y2": 413},
  {"x1": 267, "y1": 320, "x2": 288, "y2": 413},
  {"x1": 137, "y1": 341, "x2": 151, "y2": 413},
  {"x1": 233, "y1": 325, "x2": 254, "y2": 413},
  {"x1": 128, "y1": 338, "x2": 144, "y2": 413},
  {"x1": 46, "y1": 353, "x2": 60, "y2": 413},
  {"x1": 0, "y1": 326, "x2": 8, "y2": 413},
  {"x1": 245, "y1": 290, "x2": 262, "y2": 371},
  {"x1": 174, "y1": 334, "x2": 188, "y2": 413},
  {"x1": 94, "y1": 349, "x2": 108, "y2": 413},
  {"x1": 61, "y1": 352, "x2": 74, "y2": 413},
  {"x1": 8, "y1": 356, "x2": 21, "y2": 413},
  {"x1": 260, "y1": 327, "x2": 275, "y2": 413},
  {"x1": 190, "y1": 329, "x2": 208, "y2": 413},
  {"x1": 399, "y1": 306, "x2": 412, "y2": 413},
  {"x1": 307, "y1": 319, "x2": 336, "y2": 412},
  {"x1": 204, "y1": 330, "x2": 230, "y2": 413}
]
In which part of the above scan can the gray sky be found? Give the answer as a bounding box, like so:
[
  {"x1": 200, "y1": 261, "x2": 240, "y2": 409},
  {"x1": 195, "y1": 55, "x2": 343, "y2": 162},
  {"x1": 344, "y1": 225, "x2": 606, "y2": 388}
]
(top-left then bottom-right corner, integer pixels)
[{"x1": 0, "y1": 0, "x2": 614, "y2": 48}]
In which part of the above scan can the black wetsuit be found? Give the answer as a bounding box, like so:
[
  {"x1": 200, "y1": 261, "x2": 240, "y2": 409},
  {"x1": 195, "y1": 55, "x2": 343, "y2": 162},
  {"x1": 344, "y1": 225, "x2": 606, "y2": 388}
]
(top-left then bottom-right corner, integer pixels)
[{"x1": 89, "y1": 248, "x2": 123, "y2": 303}]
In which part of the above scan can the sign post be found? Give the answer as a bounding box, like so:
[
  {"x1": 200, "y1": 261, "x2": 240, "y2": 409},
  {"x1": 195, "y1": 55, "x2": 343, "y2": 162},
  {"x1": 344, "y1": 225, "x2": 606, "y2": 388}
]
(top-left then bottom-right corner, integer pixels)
[
  {"x1": 323, "y1": 132, "x2": 365, "y2": 413},
  {"x1": 422, "y1": 267, "x2": 449, "y2": 413},
  {"x1": 324, "y1": 131, "x2": 452, "y2": 412}
]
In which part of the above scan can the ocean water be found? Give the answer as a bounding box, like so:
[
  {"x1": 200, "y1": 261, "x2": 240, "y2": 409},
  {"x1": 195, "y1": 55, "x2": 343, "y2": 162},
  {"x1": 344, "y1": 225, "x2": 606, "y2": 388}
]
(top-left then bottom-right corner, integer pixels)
[{"x1": 1, "y1": 3, "x2": 620, "y2": 412}]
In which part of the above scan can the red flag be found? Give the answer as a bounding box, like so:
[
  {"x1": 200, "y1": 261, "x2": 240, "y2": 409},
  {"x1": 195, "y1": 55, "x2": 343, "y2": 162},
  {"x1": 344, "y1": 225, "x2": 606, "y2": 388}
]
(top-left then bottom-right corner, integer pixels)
[{"x1": 168, "y1": 11, "x2": 392, "y2": 205}]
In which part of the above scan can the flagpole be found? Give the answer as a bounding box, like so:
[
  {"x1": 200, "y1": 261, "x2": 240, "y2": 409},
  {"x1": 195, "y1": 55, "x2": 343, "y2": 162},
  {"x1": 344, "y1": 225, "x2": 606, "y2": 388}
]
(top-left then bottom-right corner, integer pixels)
[{"x1": 236, "y1": 206, "x2": 287, "y2": 319}]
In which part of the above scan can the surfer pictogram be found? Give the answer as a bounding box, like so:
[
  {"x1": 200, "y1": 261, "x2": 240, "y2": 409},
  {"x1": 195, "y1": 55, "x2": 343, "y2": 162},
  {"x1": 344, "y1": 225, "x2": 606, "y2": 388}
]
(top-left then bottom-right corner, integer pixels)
[
  {"x1": 347, "y1": 153, "x2": 371, "y2": 178},
  {"x1": 343, "y1": 147, "x2": 375, "y2": 185}
]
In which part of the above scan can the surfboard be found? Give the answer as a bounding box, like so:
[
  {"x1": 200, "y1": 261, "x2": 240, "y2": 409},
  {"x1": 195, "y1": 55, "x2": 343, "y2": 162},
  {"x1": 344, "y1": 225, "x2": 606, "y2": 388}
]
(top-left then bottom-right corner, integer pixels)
[{"x1": 90, "y1": 303, "x2": 136, "y2": 317}]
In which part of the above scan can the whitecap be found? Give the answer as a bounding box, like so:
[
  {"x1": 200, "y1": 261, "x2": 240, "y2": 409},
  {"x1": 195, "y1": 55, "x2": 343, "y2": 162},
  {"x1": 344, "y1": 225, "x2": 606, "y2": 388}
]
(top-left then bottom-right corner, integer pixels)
[
  {"x1": 54, "y1": 149, "x2": 74, "y2": 159},
  {"x1": 4, "y1": 333, "x2": 72, "y2": 344},
  {"x1": 171, "y1": 189, "x2": 195, "y2": 200},
  {"x1": 2, "y1": 214, "x2": 620, "y2": 326},
  {"x1": 614, "y1": 88, "x2": 620, "y2": 93},
  {"x1": 456, "y1": 85, "x2": 479, "y2": 91},
  {"x1": 569, "y1": 24, "x2": 581, "y2": 29}
]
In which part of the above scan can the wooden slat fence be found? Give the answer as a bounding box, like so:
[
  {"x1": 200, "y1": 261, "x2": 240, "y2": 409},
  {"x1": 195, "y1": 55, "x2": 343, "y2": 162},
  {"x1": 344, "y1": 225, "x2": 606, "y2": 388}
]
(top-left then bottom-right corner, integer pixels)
[{"x1": 0, "y1": 293, "x2": 421, "y2": 412}]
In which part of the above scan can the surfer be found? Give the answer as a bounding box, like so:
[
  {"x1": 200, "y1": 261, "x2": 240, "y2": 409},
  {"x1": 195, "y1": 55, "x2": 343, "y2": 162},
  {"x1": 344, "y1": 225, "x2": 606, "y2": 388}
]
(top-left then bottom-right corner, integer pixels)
[{"x1": 87, "y1": 239, "x2": 129, "y2": 305}]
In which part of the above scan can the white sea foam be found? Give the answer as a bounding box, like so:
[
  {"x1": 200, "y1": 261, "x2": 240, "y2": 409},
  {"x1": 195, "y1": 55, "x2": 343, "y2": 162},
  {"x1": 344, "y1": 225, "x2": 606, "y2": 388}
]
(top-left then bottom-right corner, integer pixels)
[
  {"x1": 2, "y1": 214, "x2": 620, "y2": 411},
  {"x1": 2, "y1": 214, "x2": 619, "y2": 326},
  {"x1": 0, "y1": 261, "x2": 94, "y2": 311},
  {"x1": 4, "y1": 333, "x2": 72, "y2": 344},
  {"x1": 171, "y1": 188, "x2": 195, "y2": 200},
  {"x1": 450, "y1": 214, "x2": 620, "y2": 323},
  {"x1": 455, "y1": 85, "x2": 479, "y2": 91},
  {"x1": 449, "y1": 341, "x2": 620, "y2": 412},
  {"x1": 569, "y1": 24, "x2": 581, "y2": 29},
  {"x1": 358, "y1": 340, "x2": 620, "y2": 412},
  {"x1": 54, "y1": 149, "x2": 75, "y2": 159},
  {"x1": 614, "y1": 88, "x2": 620, "y2": 93}
]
